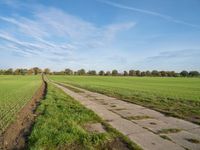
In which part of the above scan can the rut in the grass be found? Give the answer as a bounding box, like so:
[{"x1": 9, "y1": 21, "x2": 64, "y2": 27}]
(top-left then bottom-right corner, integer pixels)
[{"x1": 0, "y1": 78, "x2": 47, "y2": 150}]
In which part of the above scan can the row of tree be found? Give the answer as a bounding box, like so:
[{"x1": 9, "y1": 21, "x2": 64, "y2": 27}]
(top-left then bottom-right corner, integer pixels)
[
  {"x1": 0, "y1": 67, "x2": 48, "y2": 75},
  {"x1": 0, "y1": 68, "x2": 199, "y2": 77}
]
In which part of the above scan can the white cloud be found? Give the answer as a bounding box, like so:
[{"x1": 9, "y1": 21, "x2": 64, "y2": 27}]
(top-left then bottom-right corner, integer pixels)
[
  {"x1": 146, "y1": 49, "x2": 200, "y2": 60},
  {"x1": 134, "y1": 49, "x2": 200, "y2": 71},
  {"x1": 0, "y1": 0, "x2": 22, "y2": 9},
  {"x1": 0, "y1": 6, "x2": 135, "y2": 66}
]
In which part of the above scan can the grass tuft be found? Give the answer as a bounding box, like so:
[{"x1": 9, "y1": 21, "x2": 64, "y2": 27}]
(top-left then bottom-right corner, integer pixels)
[
  {"x1": 125, "y1": 115, "x2": 152, "y2": 120},
  {"x1": 185, "y1": 138, "x2": 200, "y2": 144},
  {"x1": 157, "y1": 128, "x2": 181, "y2": 134}
]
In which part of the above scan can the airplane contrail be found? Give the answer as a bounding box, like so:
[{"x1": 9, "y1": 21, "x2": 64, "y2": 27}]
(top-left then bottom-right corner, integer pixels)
[{"x1": 97, "y1": 0, "x2": 200, "y2": 29}]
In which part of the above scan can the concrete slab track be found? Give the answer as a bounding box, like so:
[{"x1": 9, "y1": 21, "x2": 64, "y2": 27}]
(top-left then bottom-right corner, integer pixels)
[{"x1": 54, "y1": 82, "x2": 200, "y2": 150}]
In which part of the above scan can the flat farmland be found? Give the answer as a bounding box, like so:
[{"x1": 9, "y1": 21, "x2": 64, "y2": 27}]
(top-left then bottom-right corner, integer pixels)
[
  {"x1": 50, "y1": 76, "x2": 200, "y2": 124},
  {"x1": 0, "y1": 76, "x2": 42, "y2": 134}
]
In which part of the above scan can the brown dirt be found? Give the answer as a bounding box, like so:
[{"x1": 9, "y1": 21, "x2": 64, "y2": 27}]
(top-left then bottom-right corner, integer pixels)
[
  {"x1": 0, "y1": 78, "x2": 47, "y2": 150},
  {"x1": 106, "y1": 138, "x2": 131, "y2": 150},
  {"x1": 57, "y1": 138, "x2": 132, "y2": 150},
  {"x1": 84, "y1": 123, "x2": 106, "y2": 133}
]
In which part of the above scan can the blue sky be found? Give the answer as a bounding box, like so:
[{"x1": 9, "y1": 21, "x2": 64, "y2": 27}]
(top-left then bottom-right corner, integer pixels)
[{"x1": 0, "y1": 0, "x2": 200, "y2": 71}]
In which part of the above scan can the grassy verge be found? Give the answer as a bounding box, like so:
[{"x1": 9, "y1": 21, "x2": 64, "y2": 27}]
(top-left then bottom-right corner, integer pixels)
[
  {"x1": 49, "y1": 76, "x2": 200, "y2": 124},
  {"x1": 28, "y1": 83, "x2": 141, "y2": 150}
]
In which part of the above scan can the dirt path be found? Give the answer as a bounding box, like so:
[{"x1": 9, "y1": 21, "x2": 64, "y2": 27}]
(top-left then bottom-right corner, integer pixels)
[
  {"x1": 54, "y1": 82, "x2": 200, "y2": 150},
  {"x1": 0, "y1": 79, "x2": 47, "y2": 150}
]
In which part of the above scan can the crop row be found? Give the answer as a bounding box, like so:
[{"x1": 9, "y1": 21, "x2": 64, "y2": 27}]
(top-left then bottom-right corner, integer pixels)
[{"x1": 0, "y1": 76, "x2": 41, "y2": 134}]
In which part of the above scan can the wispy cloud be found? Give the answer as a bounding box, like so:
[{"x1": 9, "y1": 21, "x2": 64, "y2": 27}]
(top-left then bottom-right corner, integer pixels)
[
  {"x1": 97, "y1": 0, "x2": 200, "y2": 29},
  {"x1": 2, "y1": 0, "x2": 198, "y2": 71},
  {"x1": 0, "y1": 6, "x2": 135, "y2": 64},
  {"x1": 146, "y1": 49, "x2": 200, "y2": 61},
  {"x1": 134, "y1": 49, "x2": 200, "y2": 71},
  {"x1": 0, "y1": 0, "x2": 22, "y2": 8}
]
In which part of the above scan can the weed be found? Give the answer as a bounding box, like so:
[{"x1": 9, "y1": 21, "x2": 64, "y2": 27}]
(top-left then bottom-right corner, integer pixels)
[
  {"x1": 157, "y1": 128, "x2": 181, "y2": 134},
  {"x1": 185, "y1": 138, "x2": 200, "y2": 144},
  {"x1": 126, "y1": 115, "x2": 152, "y2": 120}
]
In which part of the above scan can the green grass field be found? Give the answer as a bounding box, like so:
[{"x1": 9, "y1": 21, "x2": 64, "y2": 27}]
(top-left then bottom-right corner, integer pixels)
[
  {"x1": 49, "y1": 75, "x2": 200, "y2": 124},
  {"x1": 28, "y1": 83, "x2": 139, "y2": 150},
  {"x1": 0, "y1": 76, "x2": 42, "y2": 134}
]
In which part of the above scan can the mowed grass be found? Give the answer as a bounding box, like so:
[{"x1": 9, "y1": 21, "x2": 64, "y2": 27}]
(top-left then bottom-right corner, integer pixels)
[
  {"x1": 28, "y1": 83, "x2": 139, "y2": 150},
  {"x1": 0, "y1": 75, "x2": 42, "y2": 134},
  {"x1": 49, "y1": 76, "x2": 200, "y2": 124}
]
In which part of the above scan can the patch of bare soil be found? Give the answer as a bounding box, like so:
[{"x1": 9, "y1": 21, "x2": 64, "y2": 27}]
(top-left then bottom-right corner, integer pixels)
[
  {"x1": 106, "y1": 138, "x2": 131, "y2": 150},
  {"x1": 0, "y1": 79, "x2": 47, "y2": 150},
  {"x1": 57, "y1": 138, "x2": 132, "y2": 150},
  {"x1": 84, "y1": 123, "x2": 106, "y2": 133},
  {"x1": 83, "y1": 122, "x2": 132, "y2": 150}
]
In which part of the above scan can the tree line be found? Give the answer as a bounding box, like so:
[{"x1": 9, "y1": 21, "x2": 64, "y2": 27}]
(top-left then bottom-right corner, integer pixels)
[
  {"x1": 0, "y1": 67, "x2": 199, "y2": 77},
  {"x1": 0, "y1": 67, "x2": 45, "y2": 75}
]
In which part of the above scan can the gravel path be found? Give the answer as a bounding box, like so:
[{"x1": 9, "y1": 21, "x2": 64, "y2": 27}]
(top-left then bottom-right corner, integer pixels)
[{"x1": 54, "y1": 82, "x2": 200, "y2": 150}]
